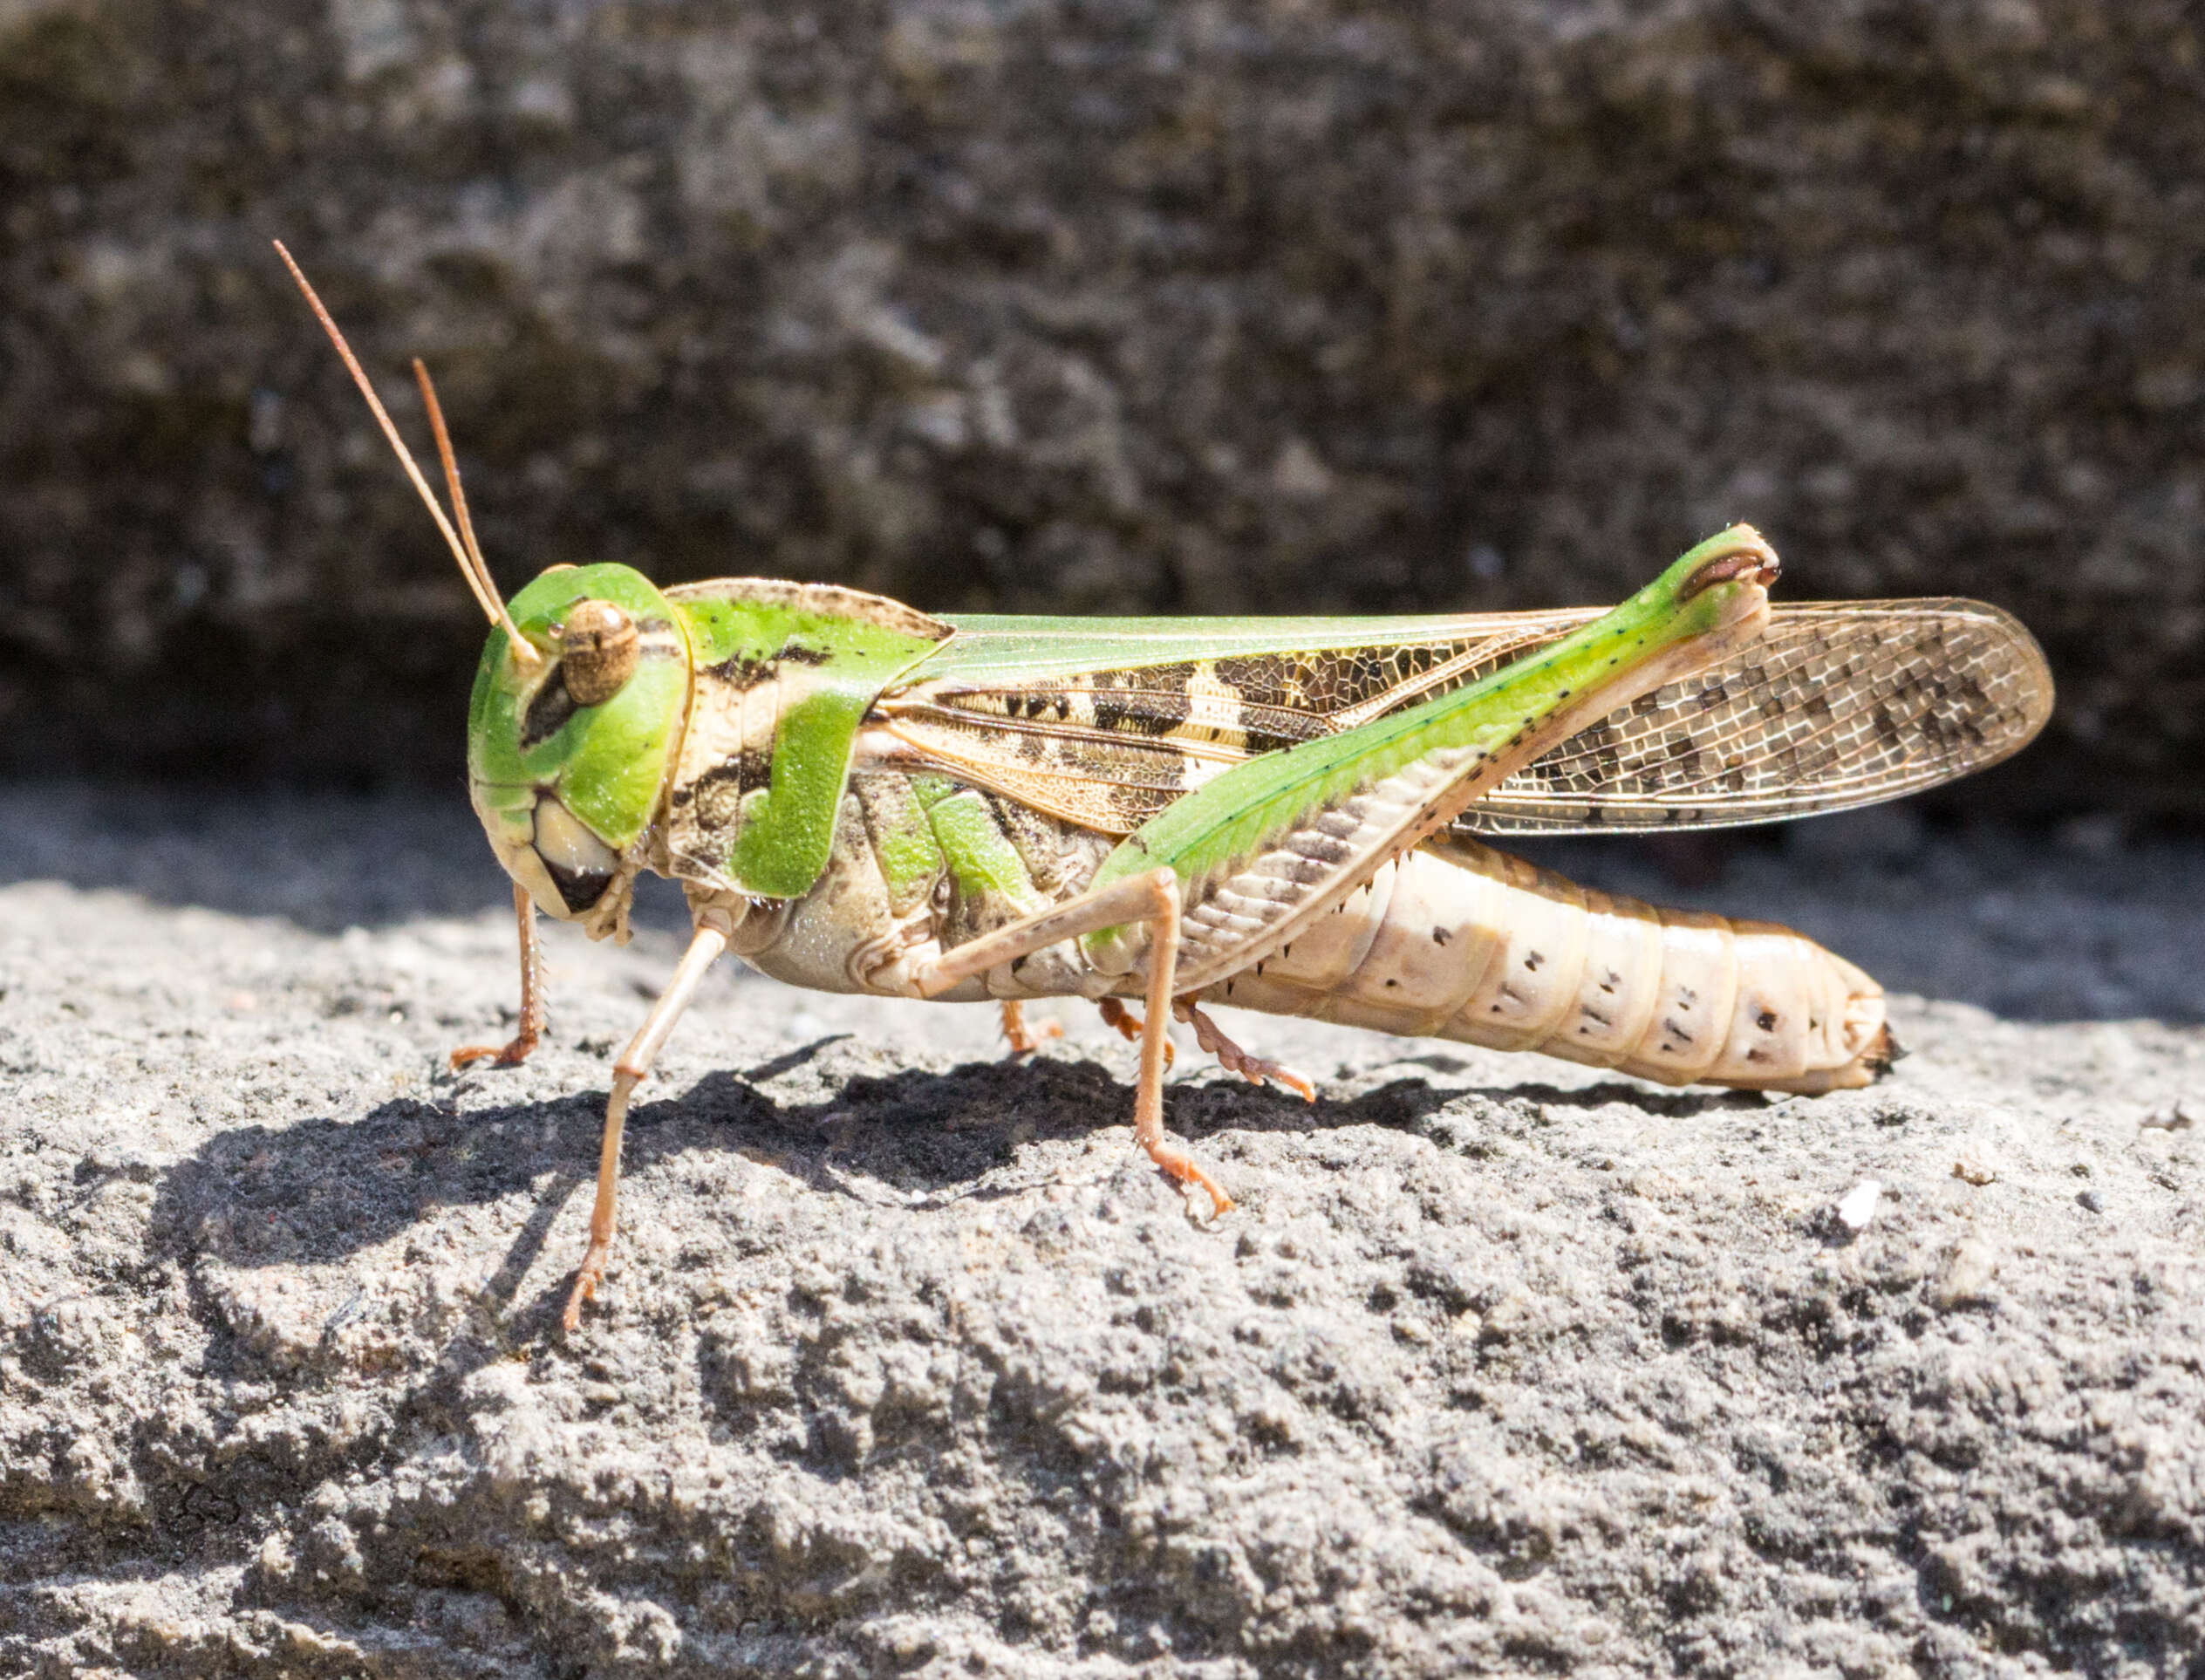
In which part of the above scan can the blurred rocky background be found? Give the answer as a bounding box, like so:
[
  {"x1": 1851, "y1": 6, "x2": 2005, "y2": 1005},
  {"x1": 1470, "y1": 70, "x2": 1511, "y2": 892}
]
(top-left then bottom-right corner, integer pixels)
[{"x1": 3, "y1": 0, "x2": 2201, "y2": 807}]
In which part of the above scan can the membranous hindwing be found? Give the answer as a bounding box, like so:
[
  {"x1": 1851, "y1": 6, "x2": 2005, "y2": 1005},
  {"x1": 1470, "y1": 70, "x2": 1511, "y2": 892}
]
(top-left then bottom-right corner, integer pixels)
[
  {"x1": 468, "y1": 563, "x2": 692, "y2": 919},
  {"x1": 880, "y1": 600, "x2": 2053, "y2": 842},
  {"x1": 663, "y1": 580, "x2": 950, "y2": 900}
]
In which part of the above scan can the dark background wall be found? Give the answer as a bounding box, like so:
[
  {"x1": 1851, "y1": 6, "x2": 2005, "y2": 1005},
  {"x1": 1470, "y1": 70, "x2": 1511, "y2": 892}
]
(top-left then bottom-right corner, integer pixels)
[{"x1": 3, "y1": 0, "x2": 2199, "y2": 814}]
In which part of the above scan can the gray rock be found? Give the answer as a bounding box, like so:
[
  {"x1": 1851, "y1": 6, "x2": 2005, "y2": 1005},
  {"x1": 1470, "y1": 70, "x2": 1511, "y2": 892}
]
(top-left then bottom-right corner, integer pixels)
[
  {"x1": 2, "y1": 789, "x2": 2201, "y2": 1675},
  {"x1": 2, "y1": 2, "x2": 2202, "y2": 810}
]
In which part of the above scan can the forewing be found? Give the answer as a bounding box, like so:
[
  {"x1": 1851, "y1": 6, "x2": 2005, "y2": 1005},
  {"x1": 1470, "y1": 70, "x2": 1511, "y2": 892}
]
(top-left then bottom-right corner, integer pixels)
[
  {"x1": 877, "y1": 609, "x2": 1602, "y2": 832},
  {"x1": 875, "y1": 600, "x2": 2052, "y2": 837}
]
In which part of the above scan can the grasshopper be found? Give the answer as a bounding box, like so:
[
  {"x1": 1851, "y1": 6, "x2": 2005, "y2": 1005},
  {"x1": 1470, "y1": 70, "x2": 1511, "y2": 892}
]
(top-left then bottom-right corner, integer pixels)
[{"x1": 278, "y1": 246, "x2": 2053, "y2": 1330}]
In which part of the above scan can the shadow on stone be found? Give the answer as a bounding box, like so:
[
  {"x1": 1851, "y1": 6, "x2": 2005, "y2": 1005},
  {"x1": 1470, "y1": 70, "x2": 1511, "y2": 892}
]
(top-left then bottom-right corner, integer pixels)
[{"x1": 148, "y1": 1055, "x2": 1478, "y2": 1307}]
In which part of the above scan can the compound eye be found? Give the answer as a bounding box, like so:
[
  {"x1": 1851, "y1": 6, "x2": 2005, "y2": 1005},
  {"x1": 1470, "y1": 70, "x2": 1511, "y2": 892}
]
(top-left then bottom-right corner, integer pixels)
[{"x1": 551, "y1": 599, "x2": 638, "y2": 706}]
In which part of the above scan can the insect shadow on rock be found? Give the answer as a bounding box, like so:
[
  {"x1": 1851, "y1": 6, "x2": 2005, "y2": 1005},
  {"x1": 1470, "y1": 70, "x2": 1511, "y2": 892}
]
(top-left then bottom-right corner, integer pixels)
[
  {"x1": 276, "y1": 242, "x2": 2053, "y2": 1333},
  {"x1": 151, "y1": 1050, "x2": 1453, "y2": 1340}
]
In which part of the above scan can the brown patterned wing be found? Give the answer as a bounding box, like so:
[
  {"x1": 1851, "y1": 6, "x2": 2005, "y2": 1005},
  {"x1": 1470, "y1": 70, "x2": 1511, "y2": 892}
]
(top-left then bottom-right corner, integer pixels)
[
  {"x1": 1457, "y1": 598, "x2": 2054, "y2": 836},
  {"x1": 874, "y1": 600, "x2": 2052, "y2": 839},
  {"x1": 875, "y1": 610, "x2": 1606, "y2": 834}
]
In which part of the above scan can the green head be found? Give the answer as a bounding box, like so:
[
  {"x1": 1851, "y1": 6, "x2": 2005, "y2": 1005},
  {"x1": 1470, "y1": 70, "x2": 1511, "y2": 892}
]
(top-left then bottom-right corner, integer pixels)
[{"x1": 467, "y1": 563, "x2": 691, "y2": 922}]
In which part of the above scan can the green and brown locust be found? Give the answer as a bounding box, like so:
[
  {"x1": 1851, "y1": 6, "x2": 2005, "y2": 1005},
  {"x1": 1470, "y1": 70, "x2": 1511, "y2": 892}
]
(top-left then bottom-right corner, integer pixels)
[{"x1": 279, "y1": 246, "x2": 2054, "y2": 1330}]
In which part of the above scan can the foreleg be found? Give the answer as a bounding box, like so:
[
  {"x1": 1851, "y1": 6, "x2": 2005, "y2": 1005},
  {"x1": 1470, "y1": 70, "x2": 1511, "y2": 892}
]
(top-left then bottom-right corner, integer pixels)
[
  {"x1": 563, "y1": 918, "x2": 730, "y2": 1331},
  {"x1": 452, "y1": 883, "x2": 544, "y2": 1069}
]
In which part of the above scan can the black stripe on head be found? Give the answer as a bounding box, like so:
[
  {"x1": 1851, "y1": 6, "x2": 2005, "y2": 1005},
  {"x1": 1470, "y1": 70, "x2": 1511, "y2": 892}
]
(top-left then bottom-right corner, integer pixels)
[{"x1": 521, "y1": 674, "x2": 578, "y2": 749}]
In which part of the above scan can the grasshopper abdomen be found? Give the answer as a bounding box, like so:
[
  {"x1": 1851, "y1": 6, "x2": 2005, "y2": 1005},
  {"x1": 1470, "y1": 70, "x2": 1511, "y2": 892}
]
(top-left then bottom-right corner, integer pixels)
[{"x1": 1212, "y1": 837, "x2": 1890, "y2": 1093}]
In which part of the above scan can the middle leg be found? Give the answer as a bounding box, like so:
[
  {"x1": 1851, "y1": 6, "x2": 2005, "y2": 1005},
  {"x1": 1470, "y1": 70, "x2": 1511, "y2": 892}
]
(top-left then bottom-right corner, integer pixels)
[
  {"x1": 998, "y1": 1000, "x2": 1065, "y2": 1057},
  {"x1": 911, "y1": 867, "x2": 1232, "y2": 1214}
]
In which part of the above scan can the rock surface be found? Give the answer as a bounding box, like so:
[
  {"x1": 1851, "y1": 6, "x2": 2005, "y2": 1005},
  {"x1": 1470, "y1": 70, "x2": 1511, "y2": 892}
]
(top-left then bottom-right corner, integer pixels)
[
  {"x1": 2, "y1": 785, "x2": 2202, "y2": 1676},
  {"x1": 4, "y1": 1, "x2": 2204, "y2": 809}
]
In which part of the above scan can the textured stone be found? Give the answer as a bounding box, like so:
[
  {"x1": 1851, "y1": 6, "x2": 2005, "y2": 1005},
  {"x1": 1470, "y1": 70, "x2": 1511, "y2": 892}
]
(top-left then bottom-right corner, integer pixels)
[
  {"x1": 1, "y1": 787, "x2": 2201, "y2": 1675},
  {"x1": 2, "y1": 2, "x2": 2201, "y2": 809}
]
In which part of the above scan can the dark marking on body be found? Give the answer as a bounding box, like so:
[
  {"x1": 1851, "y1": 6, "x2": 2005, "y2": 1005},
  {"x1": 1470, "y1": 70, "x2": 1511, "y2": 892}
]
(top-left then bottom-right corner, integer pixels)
[
  {"x1": 709, "y1": 653, "x2": 777, "y2": 686},
  {"x1": 684, "y1": 763, "x2": 750, "y2": 832},
  {"x1": 520, "y1": 675, "x2": 578, "y2": 749},
  {"x1": 1431, "y1": 925, "x2": 1451, "y2": 945}
]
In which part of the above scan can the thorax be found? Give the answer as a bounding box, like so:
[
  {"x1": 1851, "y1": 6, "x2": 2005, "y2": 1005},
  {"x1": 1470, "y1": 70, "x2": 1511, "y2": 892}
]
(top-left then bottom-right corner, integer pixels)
[{"x1": 687, "y1": 768, "x2": 1119, "y2": 1002}]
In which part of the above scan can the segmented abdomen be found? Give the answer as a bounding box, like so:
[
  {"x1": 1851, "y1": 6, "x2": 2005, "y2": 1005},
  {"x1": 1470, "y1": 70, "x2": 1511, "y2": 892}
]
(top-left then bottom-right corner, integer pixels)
[{"x1": 1205, "y1": 837, "x2": 1891, "y2": 1093}]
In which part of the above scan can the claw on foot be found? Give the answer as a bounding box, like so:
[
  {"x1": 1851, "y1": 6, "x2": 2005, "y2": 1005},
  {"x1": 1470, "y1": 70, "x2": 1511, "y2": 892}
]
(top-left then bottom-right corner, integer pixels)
[
  {"x1": 451, "y1": 1034, "x2": 537, "y2": 1070},
  {"x1": 563, "y1": 1239, "x2": 611, "y2": 1333},
  {"x1": 1147, "y1": 1139, "x2": 1237, "y2": 1218},
  {"x1": 1174, "y1": 1000, "x2": 1316, "y2": 1102}
]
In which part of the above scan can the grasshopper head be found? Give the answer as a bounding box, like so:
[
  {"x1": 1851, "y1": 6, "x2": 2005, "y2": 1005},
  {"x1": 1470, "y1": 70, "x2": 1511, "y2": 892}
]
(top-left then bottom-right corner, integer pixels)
[
  {"x1": 467, "y1": 563, "x2": 691, "y2": 927},
  {"x1": 273, "y1": 248, "x2": 693, "y2": 933}
]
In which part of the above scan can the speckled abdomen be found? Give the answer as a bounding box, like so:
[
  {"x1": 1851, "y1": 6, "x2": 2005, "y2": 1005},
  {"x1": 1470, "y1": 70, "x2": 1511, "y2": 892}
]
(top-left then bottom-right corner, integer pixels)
[{"x1": 1207, "y1": 837, "x2": 1891, "y2": 1093}]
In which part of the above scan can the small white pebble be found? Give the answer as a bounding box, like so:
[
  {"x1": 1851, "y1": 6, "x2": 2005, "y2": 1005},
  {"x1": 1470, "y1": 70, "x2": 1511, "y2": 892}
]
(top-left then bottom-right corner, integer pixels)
[
  {"x1": 1836, "y1": 1178, "x2": 1883, "y2": 1232},
  {"x1": 1951, "y1": 1155, "x2": 1997, "y2": 1186},
  {"x1": 1934, "y1": 1238, "x2": 1999, "y2": 1308}
]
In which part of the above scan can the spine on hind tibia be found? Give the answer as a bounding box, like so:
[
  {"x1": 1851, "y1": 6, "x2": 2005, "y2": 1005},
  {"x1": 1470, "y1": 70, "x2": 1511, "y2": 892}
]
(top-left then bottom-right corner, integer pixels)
[{"x1": 1201, "y1": 837, "x2": 1892, "y2": 1094}]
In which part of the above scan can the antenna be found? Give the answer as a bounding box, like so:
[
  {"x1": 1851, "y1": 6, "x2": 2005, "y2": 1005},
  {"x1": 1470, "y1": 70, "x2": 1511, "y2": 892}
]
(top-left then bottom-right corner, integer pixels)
[
  {"x1": 272, "y1": 240, "x2": 538, "y2": 664},
  {"x1": 412, "y1": 358, "x2": 496, "y2": 618}
]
